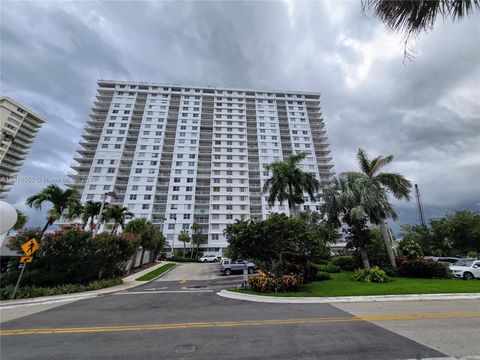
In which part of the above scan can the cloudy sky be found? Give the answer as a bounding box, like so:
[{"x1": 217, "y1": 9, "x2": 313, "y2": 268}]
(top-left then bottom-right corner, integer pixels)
[{"x1": 1, "y1": 0, "x2": 479, "y2": 234}]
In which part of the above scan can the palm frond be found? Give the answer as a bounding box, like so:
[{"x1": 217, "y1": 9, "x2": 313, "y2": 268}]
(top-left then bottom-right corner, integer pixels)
[
  {"x1": 356, "y1": 148, "x2": 372, "y2": 175},
  {"x1": 376, "y1": 172, "x2": 412, "y2": 200}
]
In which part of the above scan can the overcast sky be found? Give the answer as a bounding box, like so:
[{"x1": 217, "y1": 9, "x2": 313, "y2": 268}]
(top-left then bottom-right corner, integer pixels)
[{"x1": 1, "y1": 0, "x2": 479, "y2": 234}]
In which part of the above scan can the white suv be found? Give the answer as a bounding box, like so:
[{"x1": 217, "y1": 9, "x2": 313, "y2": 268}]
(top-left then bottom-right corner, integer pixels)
[
  {"x1": 449, "y1": 259, "x2": 480, "y2": 280},
  {"x1": 199, "y1": 255, "x2": 218, "y2": 263}
]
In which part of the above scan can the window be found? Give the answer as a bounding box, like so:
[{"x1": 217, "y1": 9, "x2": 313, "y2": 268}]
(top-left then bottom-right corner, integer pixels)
[
  {"x1": 183, "y1": 214, "x2": 190, "y2": 220},
  {"x1": 142, "y1": 204, "x2": 149, "y2": 210},
  {"x1": 129, "y1": 195, "x2": 137, "y2": 200}
]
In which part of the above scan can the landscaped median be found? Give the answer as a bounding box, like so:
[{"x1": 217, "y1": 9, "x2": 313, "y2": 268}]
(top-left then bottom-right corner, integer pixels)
[
  {"x1": 223, "y1": 272, "x2": 480, "y2": 302},
  {"x1": 135, "y1": 263, "x2": 176, "y2": 281}
]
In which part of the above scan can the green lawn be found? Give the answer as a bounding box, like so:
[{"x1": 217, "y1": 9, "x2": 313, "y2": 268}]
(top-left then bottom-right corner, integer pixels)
[
  {"x1": 136, "y1": 263, "x2": 176, "y2": 281},
  {"x1": 235, "y1": 272, "x2": 480, "y2": 297}
]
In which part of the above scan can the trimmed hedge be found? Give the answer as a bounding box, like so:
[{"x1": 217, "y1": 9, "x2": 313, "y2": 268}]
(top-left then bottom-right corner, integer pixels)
[
  {"x1": 1, "y1": 278, "x2": 122, "y2": 300},
  {"x1": 396, "y1": 257, "x2": 450, "y2": 278},
  {"x1": 317, "y1": 263, "x2": 341, "y2": 273},
  {"x1": 331, "y1": 256, "x2": 355, "y2": 271}
]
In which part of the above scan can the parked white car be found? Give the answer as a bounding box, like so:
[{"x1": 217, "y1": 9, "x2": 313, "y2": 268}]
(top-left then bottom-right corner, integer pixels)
[
  {"x1": 199, "y1": 254, "x2": 219, "y2": 263},
  {"x1": 449, "y1": 259, "x2": 480, "y2": 280}
]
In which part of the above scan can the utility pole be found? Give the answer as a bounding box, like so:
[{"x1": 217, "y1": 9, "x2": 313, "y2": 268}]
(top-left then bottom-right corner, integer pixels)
[{"x1": 415, "y1": 184, "x2": 426, "y2": 226}]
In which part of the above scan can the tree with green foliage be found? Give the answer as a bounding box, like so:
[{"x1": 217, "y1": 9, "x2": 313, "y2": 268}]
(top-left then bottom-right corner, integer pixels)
[
  {"x1": 298, "y1": 210, "x2": 339, "y2": 246},
  {"x1": 344, "y1": 149, "x2": 412, "y2": 269},
  {"x1": 81, "y1": 201, "x2": 103, "y2": 231},
  {"x1": 263, "y1": 152, "x2": 320, "y2": 216},
  {"x1": 13, "y1": 209, "x2": 28, "y2": 230},
  {"x1": 224, "y1": 213, "x2": 330, "y2": 277},
  {"x1": 401, "y1": 210, "x2": 480, "y2": 255},
  {"x1": 103, "y1": 205, "x2": 133, "y2": 235},
  {"x1": 124, "y1": 218, "x2": 165, "y2": 265},
  {"x1": 178, "y1": 230, "x2": 190, "y2": 258},
  {"x1": 26, "y1": 184, "x2": 82, "y2": 237},
  {"x1": 321, "y1": 174, "x2": 396, "y2": 269},
  {"x1": 190, "y1": 222, "x2": 207, "y2": 259}
]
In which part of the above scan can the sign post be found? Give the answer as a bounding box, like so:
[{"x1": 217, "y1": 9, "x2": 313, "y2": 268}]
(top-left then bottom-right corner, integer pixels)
[
  {"x1": 243, "y1": 269, "x2": 248, "y2": 288},
  {"x1": 11, "y1": 238, "x2": 40, "y2": 300}
]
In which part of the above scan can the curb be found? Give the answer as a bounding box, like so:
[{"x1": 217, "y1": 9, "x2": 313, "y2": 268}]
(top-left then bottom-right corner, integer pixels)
[
  {"x1": 0, "y1": 262, "x2": 177, "y2": 309},
  {"x1": 217, "y1": 290, "x2": 480, "y2": 304}
]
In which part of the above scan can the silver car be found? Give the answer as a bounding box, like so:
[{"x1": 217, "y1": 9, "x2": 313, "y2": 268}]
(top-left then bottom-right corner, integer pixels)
[{"x1": 220, "y1": 259, "x2": 256, "y2": 276}]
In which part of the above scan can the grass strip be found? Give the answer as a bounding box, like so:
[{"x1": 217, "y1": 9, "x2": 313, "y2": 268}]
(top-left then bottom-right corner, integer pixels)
[
  {"x1": 136, "y1": 263, "x2": 176, "y2": 281},
  {"x1": 234, "y1": 272, "x2": 480, "y2": 297}
]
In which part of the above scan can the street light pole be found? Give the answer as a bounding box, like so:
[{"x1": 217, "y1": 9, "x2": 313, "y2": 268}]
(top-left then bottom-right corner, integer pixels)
[{"x1": 94, "y1": 191, "x2": 116, "y2": 234}]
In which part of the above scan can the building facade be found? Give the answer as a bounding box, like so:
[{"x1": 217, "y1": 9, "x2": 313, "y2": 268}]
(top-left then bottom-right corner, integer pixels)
[
  {"x1": 71, "y1": 80, "x2": 334, "y2": 255},
  {"x1": 0, "y1": 97, "x2": 45, "y2": 197}
]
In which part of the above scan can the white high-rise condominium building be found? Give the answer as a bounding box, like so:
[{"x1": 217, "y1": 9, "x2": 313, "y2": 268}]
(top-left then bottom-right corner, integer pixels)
[
  {"x1": 71, "y1": 80, "x2": 334, "y2": 255},
  {"x1": 0, "y1": 97, "x2": 45, "y2": 197}
]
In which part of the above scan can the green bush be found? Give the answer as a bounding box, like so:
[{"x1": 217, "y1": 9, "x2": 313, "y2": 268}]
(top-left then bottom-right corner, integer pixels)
[
  {"x1": 353, "y1": 266, "x2": 389, "y2": 283},
  {"x1": 331, "y1": 256, "x2": 355, "y2": 271},
  {"x1": 317, "y1": 263, "x2": 341, "y2": 273},
  {"x1": 467, "y1": 251, "x2": 478, "y2": 259},
  {"x1": 1, "y1": 278, "x2": 122, "y2": 300},
  {"x1": 396, "y1": 257, "x2": 450, "y2": 278},
  {"x1": 3, "y1": 227, "x2": 138, "y2": 288}
]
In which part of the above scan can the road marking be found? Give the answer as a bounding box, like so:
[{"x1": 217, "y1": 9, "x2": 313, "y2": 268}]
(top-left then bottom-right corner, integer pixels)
[
  {"x1": 1, "y1": 312, "x2": 479, "y2": 336},
  {"x1": 115, "y1": 290, "x2": 214, "y2": 295}
]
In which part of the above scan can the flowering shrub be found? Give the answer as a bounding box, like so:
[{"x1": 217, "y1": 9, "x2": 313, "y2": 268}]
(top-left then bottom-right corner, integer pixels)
[
  {"x1": 248, "y1": 271, "x2": 303, "y2": 293},
  {"x1": 398, "y1": 238, "x2": 423, "y2": 259},
  {"x1": 2, "y1": 227, "x2": 138, "y2": 287},
  {"x1": 353, "y1": 266, "x2": 389, "y2": 283}
]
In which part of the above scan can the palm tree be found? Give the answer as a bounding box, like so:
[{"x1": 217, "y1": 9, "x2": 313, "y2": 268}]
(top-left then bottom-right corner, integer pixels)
[
  {"x1": 103, "y1": 205, "x2": 133, "y2": 235},
  {"x1": 81, "y1": 201, "x2": 103, "y2": 231},
  {"x1": 13, "y1": 209, "x2": 28, "y2": 230},
  {"x1": 321, "y1": 175, "x2": 396, "y2": 269},
  {"x1": 26, "y1": 184, "x2": 82, "y2": 237},
  {"x1": 190, "y1": 222, "x2": 207, "y2": 259},
  {"x1": 344, "y1": 149, "x2": 412, "y2": 269},
  {"x1": 362, "y1": 0, "x2": 479, "y2": 58},
  {"x1": 125, "y1": 218, "x2": 163, "y2": 265},
  {"x1": 263, "y1": 152, "x2": 320, "y2": 216},
  {"x1": 178, "y1": 230, "x2": 190, "y2": 258}
]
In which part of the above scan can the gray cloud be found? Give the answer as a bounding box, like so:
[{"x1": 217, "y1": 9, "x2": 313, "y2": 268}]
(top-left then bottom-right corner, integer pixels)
[{"x1": 1, "y1": 1, "x2": 479, "y2": 234}]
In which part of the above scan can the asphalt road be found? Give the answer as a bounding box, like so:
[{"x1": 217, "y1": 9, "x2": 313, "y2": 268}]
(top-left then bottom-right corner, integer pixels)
[{"x1": 1, "y1": 263, "x2": 478, "y2": 360}]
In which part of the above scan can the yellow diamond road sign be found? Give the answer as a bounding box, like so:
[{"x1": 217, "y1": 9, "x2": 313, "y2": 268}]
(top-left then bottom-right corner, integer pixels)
[
  {"x1": 20, "y1": 256, "x2": 33, "y2": 263},
  {"x1": 21, "y1": 238, "x2": 40, "y2": 256}
]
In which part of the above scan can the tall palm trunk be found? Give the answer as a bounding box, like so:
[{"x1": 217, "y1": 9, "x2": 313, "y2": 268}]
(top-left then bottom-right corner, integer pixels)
[
  {"x1": 380, "y1": 221, "x2": 397, "y2": 269},
  {"x1": 40, "y1": 219, "x2": 53, "y2": 239},
  {"x1": 183, "y1": 242, "x2": 186, "y2": 258},
  {"x1": 359, "y1": 245, "x2": 370, "y2": 269}
]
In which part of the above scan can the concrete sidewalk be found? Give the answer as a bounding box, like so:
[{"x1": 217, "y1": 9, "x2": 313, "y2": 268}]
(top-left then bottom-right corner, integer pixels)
[
  {"x1": 218, "y1": 289, "x2": 480, "y2": 303},
  {"x1": 0, "y1": 262, "x2": 175, "y2": 322}
]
